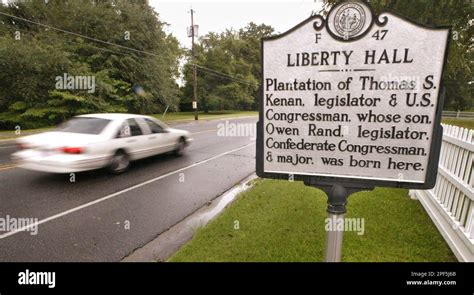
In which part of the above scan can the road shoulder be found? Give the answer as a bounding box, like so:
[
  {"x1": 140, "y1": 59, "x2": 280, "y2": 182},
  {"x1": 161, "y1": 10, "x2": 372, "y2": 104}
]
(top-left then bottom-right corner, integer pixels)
[{"x1": 121, "y1": 173, "x2": 257, "y2": 262}]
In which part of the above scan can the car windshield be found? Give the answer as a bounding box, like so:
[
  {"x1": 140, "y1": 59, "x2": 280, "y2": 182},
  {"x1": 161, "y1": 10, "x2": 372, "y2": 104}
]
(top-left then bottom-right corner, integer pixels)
[
  {"x1": 153, "y1": 119, "x2": 169, "y2": 129},
  {"x1": 57, "y1": 117, "x2": 111, "y2": 134}
]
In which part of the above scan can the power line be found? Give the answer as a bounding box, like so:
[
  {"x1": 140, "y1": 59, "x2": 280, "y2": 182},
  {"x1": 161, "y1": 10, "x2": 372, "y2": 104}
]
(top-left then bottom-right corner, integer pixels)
[
  {"x1": 9, "y1": 23, "x2": 259, "y2": 89},
  {"x1": 0, "y1": 11, "x2": 259, "y2": 87},
  {"x1": 0, "y1": 26, "x2": 174, "y2": 106},
  {"x1": 195, "y1": 67, "x2": 253, "y2": 86},
  {"x1": 195, "y1": 65, "x2": 259, "y2": 87},
  {"x1": 14, "y1": 23, "x2": 259, "y2": 89},
  {"x1": 4, "y1": 24, "x2": 256, "y2": 106},
  {"x1": 0, "y1": 11, "x2": 159, "y2": 58},
  {"x1": 8, "y1": 26, "x2": 136, "y2": 59}
]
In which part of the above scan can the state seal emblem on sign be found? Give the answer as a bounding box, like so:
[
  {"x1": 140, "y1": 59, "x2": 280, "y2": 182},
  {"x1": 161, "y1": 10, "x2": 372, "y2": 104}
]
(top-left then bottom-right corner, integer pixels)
[
  {"x1": 334, "y1": 3, "x2": 366, "y2": 38},
  {"x1": 325, "y1": 1, "x2": 375, "y2": 41}
]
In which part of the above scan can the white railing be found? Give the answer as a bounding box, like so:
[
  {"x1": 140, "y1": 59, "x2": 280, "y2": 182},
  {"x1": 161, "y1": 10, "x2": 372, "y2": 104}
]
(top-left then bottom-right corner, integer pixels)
[
  {"x1": 442, "y1": 111, "x2": 474, "y2": 119},
  {"x1": 410, "y1": 124, "x2": 474, "y2": 262}
]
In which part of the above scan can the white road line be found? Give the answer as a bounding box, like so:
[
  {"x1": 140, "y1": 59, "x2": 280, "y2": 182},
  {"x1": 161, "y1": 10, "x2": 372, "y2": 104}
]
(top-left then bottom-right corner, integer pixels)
[
  {"x1": 0, "y1": 142, "x2": 255, "y2": 240},
  {"x1": 191, "y1": 129, "x2": 217, "y2": 135}
]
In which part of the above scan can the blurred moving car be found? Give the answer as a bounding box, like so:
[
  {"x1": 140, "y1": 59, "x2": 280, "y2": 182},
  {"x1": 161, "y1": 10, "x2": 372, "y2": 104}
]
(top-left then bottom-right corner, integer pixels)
[{"x1": 11, "y1": 114, "x2": 192, "y2": 174}]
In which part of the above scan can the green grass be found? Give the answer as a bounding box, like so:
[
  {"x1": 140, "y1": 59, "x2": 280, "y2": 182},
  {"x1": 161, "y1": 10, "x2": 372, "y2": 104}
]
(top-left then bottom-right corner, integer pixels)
[
  {"x1": 156, "y1": 110, "x2": 257, "y2": 122},
  {"x1": 0, "y1": 127, "x2": 54, "y2": 141},
  {"x1": 0, "y1": 127, "x2": 53, "y2": 135},
  {"x1": 170, "y1": 179, "x2": 456, "y2": 262},
  {"x1": 442, "y1": 118, "x2": 474, "y2": 130}
]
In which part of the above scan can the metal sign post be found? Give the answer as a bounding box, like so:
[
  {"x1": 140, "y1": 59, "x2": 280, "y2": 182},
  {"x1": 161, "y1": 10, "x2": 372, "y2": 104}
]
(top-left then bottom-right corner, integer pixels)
[
  {"x1": 256, "y1": 0, "x2": 450, "y2": 262},
  {"x1": 325, "y1": 213, "x2": 344, "y2": 262},
  {"x1": 304, "y1": 180, "x2": 373, "y2": 262},
  {"x1": 324, "y1": 184, "x2": 349, "y2": 262}
]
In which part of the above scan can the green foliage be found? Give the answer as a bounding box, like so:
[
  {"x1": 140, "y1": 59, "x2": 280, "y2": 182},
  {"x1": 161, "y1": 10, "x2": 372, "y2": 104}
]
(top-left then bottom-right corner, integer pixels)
[
  {"x1": 322, "y1": 0, "x2": 473, "y2": 111},
  {"x1": 442, "y1": 118, "x2": 474, "y2": 130},
  {"x1": 181, "y1": 23, "x2": 274, "y2": 112},
  {"x1": 0, "y1": 0, "x2": 182, "y2": 129}
]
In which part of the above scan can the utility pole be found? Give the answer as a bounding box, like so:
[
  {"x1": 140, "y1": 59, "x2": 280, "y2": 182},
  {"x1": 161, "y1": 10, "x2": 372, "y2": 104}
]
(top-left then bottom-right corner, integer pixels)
[{"x1": 190, "y1": 8, "x2": 198, "y2": 120}]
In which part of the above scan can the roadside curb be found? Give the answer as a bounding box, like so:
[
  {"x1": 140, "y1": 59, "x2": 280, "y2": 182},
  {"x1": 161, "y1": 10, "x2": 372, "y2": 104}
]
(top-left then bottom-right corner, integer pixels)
[{"x1": 121, "y1": 173, "x2": 258, "y2": 262}]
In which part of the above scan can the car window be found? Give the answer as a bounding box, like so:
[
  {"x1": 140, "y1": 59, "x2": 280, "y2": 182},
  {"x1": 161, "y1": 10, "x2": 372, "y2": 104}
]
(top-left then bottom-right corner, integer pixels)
[
  {"x1": 117, "y1": 123, "x2": 131, "y2": 138},
  {"x1": 57, "y1": 117, "x2": 111, "y2": 135},
  {"x1": 127, "y1": 119, "x2": 143, "y2": 136},
  {"x1": 144, "y1": 119, "x2": 165, "y2": 134}
]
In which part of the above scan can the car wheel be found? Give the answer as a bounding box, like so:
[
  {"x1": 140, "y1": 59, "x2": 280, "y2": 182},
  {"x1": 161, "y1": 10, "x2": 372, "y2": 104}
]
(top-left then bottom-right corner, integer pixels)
[
  {"x1": 109, "y1": 150, "x2": 130, "y2": 174},
  {"x1": 174, "y1": 137, "x2": 186, "y2": 156}
]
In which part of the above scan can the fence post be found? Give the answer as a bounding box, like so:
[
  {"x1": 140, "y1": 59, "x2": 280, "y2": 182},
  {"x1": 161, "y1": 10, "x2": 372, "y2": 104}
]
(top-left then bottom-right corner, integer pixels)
[
  {"x1": 408, "y1": 190, "x2": 418, "y2": 200},
  {"x1": 468, "y1": 206, "x2": 474, "y2": 239}
]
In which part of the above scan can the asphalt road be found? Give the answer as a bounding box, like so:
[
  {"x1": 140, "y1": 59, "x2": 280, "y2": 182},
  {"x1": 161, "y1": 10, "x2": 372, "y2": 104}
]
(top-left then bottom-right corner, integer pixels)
[
  {"x1": 0, "y1": 116, "x2": 257, "y2": 262},
  {"x1": 0, "y1": 142, "x2": 15, "y2": 166}
]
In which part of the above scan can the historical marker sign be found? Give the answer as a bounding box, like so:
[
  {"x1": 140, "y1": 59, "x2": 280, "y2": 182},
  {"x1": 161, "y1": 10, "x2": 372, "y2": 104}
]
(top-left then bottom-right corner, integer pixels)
[{"x1": 256, "y1": 0, "x2": 450, "y2": 189}]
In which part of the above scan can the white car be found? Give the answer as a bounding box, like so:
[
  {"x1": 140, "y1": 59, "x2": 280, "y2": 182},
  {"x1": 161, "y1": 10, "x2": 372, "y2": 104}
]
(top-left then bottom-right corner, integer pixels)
[{"x1": 11, "y1": 113, "x2": 192, "y2": 174}]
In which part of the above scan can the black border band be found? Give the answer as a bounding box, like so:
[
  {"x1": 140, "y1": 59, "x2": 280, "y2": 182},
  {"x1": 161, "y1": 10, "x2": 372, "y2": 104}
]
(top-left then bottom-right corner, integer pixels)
[{"x1": 256, "y1": 0, "x2": 451, "y2": 190}]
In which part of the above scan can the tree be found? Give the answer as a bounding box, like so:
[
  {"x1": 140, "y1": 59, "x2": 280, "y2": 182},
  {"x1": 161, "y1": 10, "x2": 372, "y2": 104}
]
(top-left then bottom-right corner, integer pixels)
[
  {"x1": 321, "y1": 0, "x2": 473, "y2": 110},
  {"x1": 0, "y1": 0, "x2": 182, "y2": 128},
  {"x1": 180, "y1": 23, "x2": 274, "y2": 112}
]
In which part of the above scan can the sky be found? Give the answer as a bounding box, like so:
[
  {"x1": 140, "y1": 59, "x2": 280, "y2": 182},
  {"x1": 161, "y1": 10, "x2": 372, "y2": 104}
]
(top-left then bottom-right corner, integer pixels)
[
  {"x1": 0, "y1": 0, "x2": 324, "y2": 49},
  {"x1": 149, "y1": 0, "x2": 325, "y2": 49}
]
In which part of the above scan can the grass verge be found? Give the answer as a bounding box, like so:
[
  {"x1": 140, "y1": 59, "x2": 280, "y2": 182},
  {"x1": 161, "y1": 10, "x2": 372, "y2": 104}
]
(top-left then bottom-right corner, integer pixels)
[
  {"x1": 170, "y1": 179, "x2": 457, "y2": 262},
  {"x1": 157, "y1": 110, "x2": 257, "y2": 122},
  {"x1": 0, "y1": 111, "x2": 257, "y2": 140},
  {"x1": 442, "y1": 118, "x2": 474, "y2": 130}
]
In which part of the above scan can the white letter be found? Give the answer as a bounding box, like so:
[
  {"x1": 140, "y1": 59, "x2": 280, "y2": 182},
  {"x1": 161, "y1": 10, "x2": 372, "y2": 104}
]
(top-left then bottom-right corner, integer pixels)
[
  {"x1": 49, "y1": 272, "x2": 55, "y2": 288},
  {"x1": 18, "y1": 271, "x2": 26, "y2": 285}
]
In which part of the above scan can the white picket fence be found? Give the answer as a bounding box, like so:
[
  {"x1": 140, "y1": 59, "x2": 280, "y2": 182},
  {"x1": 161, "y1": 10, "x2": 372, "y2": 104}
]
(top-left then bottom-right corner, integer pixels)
[{"x1": 410, "y1": 124, "x2": 474, "y2": 261}]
